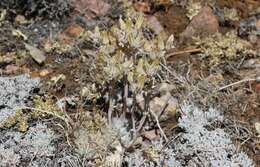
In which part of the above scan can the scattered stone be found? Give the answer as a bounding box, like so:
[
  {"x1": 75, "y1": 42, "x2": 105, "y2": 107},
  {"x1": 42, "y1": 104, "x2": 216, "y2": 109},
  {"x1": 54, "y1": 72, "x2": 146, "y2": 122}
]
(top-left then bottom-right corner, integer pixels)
[
  {"x1": 15, "y1": 15, "x2": 28, "y2": 24},
  {"x1": 146, "y1": 15, "x2": 164, "y2": 35},
  {"x1": 0, "y1": 9, "x2": 6, "y2": 22},
  {"x1": 73, "y1": 0, "x2": 111, "y2": 18},
  {"x1": 206, "y1": 73, "x2": 224, "y2": 82},
  {"x1": 181, "y1": 6, "x2": 219, "y2": 40},
  {"x1": 39, "y1": 69, "x2": 51, "y2": 77},
  {"x1": 255, "y1": 83, "x2": 260, "y2": 95},
  {"x1": 4, "y1": 64, "x2": 19, "y2": 74},
  {"x1": 142, "y1": 129, "x2": 160, "y2": 141},
  {"x1": 150, "y1": 93, "x2": 178, "y2": 120},
  {"x1": 63, "y1": 24, "x2": 84, "y2": 38},
  {"x1": 136, "y1": 83, "x2": 177, "y2": 120},
  {"x1": 242, "y1": 58, "x2": 260, "y2": 69},
  {"x1": 24, "y1": 43, "x2": 46, "y2": 64},
  {"x1": 157, "y1": 82, "x2": 175, "y2": 95}
]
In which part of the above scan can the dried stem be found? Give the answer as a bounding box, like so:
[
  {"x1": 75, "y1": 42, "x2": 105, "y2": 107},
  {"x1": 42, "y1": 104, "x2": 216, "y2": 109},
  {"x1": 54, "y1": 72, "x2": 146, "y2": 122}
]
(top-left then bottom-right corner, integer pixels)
[
  {"x1": 166, "y1": 48, "x2": 202, "y2": 58},
  {"x1": 157, "y1": 100, "x2": 170, "y2": 120},
  {"x1": 151, "y1": 110, "x2": 169, "y2": 142},
  {"x1": 218, "y1": 78, "x2": 257, "y2": 91},
  {"x1": 108, "y1": 97, "x2": 115, "y2": 125},
  {"x1": 131, "y1": 107, "x2": 136, "y2": 133},
  {"x1": 160, "y1": 62, "x2": 185, "y2": 83},
  {"x1": 136, "y1": 114, "x2": 147, "y2": 133},
  {"x1": 122, "y1": 76, "x2": 129, "y2": 118}
]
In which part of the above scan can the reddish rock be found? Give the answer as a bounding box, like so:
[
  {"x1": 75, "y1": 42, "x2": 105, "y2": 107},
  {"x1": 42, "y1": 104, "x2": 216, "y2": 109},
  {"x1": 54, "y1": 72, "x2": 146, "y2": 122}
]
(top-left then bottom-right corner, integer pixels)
[
  {"x1": 256, "y1": 83, "x2": 260, "y2": 94},
  {"x1": 15, "y1": 15, "x2": 27, "y2": 24},
  {"x1": 142, "y1": 129, "x2": 160, "y2": 140},
  {"x1": 73, "y1": 0, "x2": 110, "y2": 18},
  {"x1": 4, "y1": 64, "x2": 18, "y2": 74},
  {"x1": 206, "y1": 74, "x2": 224, "y2": 82},
  {"x1": 134, "y1": 1, "x2": 151, "y2": 13},
  {"x1": 181, "y1": 6, "x2": 219, "y2": 40},
  {"x1": 63, "y1": 24, "x2": 84, "y2": 38}
]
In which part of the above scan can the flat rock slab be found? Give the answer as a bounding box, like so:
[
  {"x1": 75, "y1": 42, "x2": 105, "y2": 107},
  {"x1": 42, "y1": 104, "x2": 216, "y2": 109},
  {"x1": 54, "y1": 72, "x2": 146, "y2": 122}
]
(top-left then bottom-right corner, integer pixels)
[{"x1": 0, "y1": 75, "x2": 40, "y2": 124}]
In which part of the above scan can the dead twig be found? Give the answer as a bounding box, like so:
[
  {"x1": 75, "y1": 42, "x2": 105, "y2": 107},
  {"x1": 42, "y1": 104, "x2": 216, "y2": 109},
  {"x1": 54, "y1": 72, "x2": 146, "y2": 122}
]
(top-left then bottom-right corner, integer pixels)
[
  {"x1": 150, "y1": 110, "x2": 169, "y2": 142},
  {"x1": 160, "y1": 133, "x2": 181, "y2": 152},
  {"x1": 108, "y1": 97, "x2": 115, "y2": 125},
  {"x1": 157, "y1": 102, "x2": 169, "y2": 120},
  {"x1": 136, "y1": 114, "x2": 147, "y2": 133},
  {"x1": 166, "y1": 48, "x2": 202, "y2": 59},
  {"x1": 160, "y1": 62, "x2": 185, "y2": 83},
  {"x1": 218, "y1": 78, "x2": 257, "y2": 91},
  {"x1": 131, "y1": 107, "x2": 136, "y2": 134},
  {"x1": 122, "y1": 76, "x2": 128, "y2": 118}
]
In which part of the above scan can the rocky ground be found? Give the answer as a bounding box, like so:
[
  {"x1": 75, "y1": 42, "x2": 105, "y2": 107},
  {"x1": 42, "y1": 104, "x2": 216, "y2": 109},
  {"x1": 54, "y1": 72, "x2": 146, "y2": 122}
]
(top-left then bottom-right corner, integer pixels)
[{"x1": 0, "y1": 0, "x2": 259, "y2": 166}]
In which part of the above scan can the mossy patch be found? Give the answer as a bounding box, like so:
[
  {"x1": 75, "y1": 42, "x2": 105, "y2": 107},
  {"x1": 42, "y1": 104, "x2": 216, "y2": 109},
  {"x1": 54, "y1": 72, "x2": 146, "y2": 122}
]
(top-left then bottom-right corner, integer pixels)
[
  {"x1": 194, "y1": 31, "x2": 257, "y2": 70},
  {"x1": 0, "y1": 95, "x2": 68, "y2": 132}
]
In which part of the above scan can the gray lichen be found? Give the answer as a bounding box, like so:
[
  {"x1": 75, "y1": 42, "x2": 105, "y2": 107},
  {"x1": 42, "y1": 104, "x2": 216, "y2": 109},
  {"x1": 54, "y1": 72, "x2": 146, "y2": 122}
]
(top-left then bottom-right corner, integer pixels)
[
  {"x1": 0, "y1": 145, "x2": 21, "y2": 167},
  {"x1": 164, "y1": 105, "x2": 254, "y2": 167},
  {"x1": 123, "y1": 105, "x2": 255, "y2": 167},
  {"x1": 0, "y1": 74, "x2": 40, "y2": 126},
  {"x1": 0, "y1": 123, "x2": 56, "y2": 166}
]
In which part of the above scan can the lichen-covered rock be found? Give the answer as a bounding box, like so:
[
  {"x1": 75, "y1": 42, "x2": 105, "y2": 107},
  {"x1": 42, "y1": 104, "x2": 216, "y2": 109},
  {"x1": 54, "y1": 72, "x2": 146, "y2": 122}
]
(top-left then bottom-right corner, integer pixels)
[
  {"x1": 170, "y1": 105, "x2": 254, "y2": 167},
  {"x1": 0, "y1": 145, "x2": 21, "y2": 167},
  {"x1": 0, "y1": 123, "x2": 56, "y2": 166},
  {"x1": 0, "y1": 74, "x2": 39, "y2": 128},
  {"x1": 123, "y1": 105, "x2": 255, "y2": 167}
]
